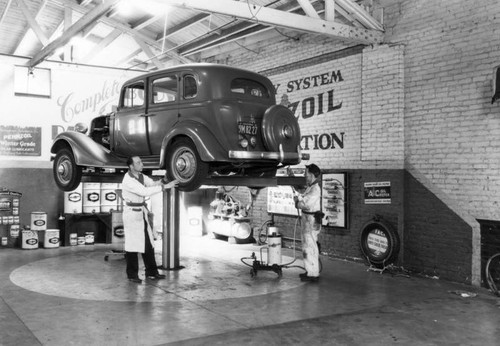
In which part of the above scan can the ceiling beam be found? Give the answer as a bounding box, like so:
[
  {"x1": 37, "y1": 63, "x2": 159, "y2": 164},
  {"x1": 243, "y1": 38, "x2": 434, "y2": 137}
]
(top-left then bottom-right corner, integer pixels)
[
  {"x1": 63, "y1": 5, "x2": 72, "y2": 62},
  {"x1": 82, "y1": 28, "x2": 122, "y2": 63},
  {"x1": 132, "y1": 14, "x2": 163, "y2": 30},
  {"x1": 0, "y1": 0, "x2": 14, "y2": 27},
  {"x1": 325, "y1": 0, "x2": 335, "y2": 21},
  {"x1": 15, "y1": 0, "x2": 49, "y2": 46},
  {"x1": 27, "y1": 0, "x2": 121, "y2": 68},
  {"x1": 133, "y1": 37, "x2": 164, "y2": 70},
  {"x1": 13, "y1": 0, "x2": 55, "y2": 57},
  {"x1": 115, "y1": 48, "x2": 143, "y2": 68},
  {"x1": 295, "y1": 0, "x2": 320, "y2": 19},
  {"x1": 193, "y1": 27, "x2": 279, "y2": 60},
  {"x1": 179, "y1": 1, "x2": 327, "y2": 57},
  {"x1": 52, "y1": 0, "x2": 192, "y2": 65},
  {"x1": 178, "y1": 0, "x2": 305, "y2": 56},
  {"x1": 179, "y1": 21, "x2": 264, "y2": 56},
  {"x1": 158, "y1": 0, "x2": 384, "y2": 45},
  {"x1": 336, "y1": 0, "x2": 384, "y2": 31},
  {"x1": 156, "y1": 12, "x2": 210, "y2": 42}
]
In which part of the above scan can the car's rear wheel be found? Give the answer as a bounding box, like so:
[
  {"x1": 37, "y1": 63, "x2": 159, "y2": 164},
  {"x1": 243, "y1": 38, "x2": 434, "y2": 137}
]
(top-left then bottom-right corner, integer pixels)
[
  {"x1": 262, "y1": 105, "x2": 301, "y2": 152},
  {"x1": 53, "y1": 148, "x2": 82, "y2": 191},
  {"x1": 166, "y1": 138, "x2": 209, "y2": 192}
]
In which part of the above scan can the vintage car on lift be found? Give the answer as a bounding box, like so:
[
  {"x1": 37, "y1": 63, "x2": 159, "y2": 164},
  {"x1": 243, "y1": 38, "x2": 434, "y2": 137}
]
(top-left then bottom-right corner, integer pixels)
[{"x1": 51, "y1": 63, "x2": 308, "y2": 192}]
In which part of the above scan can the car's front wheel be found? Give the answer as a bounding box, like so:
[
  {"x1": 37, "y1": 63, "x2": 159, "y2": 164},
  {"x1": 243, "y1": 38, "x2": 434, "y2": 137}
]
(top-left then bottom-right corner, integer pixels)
[
  {"x1": 166, "y1": 138, "x2": 209, "y2": 192},
  {"x1": 53, "y1": 148, "x2": 82, "y2": 191}
]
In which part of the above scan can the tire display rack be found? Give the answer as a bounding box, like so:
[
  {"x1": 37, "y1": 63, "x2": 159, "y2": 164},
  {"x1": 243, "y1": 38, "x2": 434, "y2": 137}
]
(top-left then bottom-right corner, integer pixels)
[{"x1": 359, "y1": 216, "x2": 400, "y2": 271}]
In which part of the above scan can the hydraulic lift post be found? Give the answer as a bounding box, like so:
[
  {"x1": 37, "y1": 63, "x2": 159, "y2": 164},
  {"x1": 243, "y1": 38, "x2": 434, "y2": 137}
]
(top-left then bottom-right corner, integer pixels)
[{"x1": 161, "y1": 188, "x2": 181, "y2": 270}]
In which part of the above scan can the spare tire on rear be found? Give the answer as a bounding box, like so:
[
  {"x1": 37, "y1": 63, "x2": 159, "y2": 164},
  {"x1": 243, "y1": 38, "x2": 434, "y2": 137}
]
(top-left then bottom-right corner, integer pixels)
[{"x1": 261, "y1": 105, "x2": 301, "y2": 152}]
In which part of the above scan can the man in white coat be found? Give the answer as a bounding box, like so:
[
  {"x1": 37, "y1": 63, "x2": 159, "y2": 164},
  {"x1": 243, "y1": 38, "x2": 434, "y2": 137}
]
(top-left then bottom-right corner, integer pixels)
[
  {"x1": 122, "y1": 156, "x2": 178, "y2": 283},
  {"x1": 294, "y1": 164, "x2": 322, "y2": 282}
]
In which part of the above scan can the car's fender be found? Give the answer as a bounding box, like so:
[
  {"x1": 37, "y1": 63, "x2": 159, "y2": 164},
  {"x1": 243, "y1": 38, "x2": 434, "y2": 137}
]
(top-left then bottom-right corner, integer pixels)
[
  {"x1": 160, "y1": 121, "x2": 227, "y2": 167},
  {"x1": 51, "y1": 131, "x2": 126, "y2": 168}
]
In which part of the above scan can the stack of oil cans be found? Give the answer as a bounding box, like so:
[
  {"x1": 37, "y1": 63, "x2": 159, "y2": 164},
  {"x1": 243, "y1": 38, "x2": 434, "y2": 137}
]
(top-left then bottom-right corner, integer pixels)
[
  {"x1": 0, "y1": 188, "x2": 22, "y2": 248},
  {"x1": 64, "y1": 183, "x2": 122, "y2": 214}
]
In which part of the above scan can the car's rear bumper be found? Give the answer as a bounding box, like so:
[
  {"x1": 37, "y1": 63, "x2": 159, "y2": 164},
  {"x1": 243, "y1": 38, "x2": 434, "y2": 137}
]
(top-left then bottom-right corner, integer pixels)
[{"x1": 228, "y1": 145, "x2": 309, "y2": 163}]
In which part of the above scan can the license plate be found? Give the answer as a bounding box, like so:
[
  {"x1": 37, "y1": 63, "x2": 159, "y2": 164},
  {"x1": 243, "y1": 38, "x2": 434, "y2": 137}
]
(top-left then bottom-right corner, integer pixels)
[{"x1": 238, "y1": 122, "x2": 257, "y2": 135}]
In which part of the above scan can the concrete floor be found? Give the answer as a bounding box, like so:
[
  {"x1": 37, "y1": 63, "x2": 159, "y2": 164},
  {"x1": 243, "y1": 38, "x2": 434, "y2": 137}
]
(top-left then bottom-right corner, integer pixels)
[{"x1": 1, "y1": 234, "x2": 499, "y2": 346}]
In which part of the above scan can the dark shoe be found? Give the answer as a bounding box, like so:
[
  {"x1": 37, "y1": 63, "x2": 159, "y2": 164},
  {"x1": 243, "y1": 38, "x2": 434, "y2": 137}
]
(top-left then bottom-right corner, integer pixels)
[
  {"x1": 299, "y1": 272, "x2": 308, "y2": 278},
  {"x1": 128, "y1": 278, "x2": 142, "y2": 284},
  {"x1": 300, "y1": 276, "x2": 319, "y2": 282},
  {"x1": 147, "y1": 274, "x2": 166, "y2": 280}
]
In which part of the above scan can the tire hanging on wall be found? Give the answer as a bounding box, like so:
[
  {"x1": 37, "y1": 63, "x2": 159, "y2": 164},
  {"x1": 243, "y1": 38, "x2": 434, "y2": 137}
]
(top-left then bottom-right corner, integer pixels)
[{"x1": 359, "y1": 216, "x2": 400, "y2": 268}]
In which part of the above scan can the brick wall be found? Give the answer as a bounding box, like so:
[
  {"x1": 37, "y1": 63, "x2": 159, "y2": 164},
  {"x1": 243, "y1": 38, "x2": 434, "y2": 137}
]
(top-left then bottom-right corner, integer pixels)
[
  {"x1": 404, "y1": 172, "x2": 472, "y2": 283},
  {"x1": 383, "y1": 0, "x2": 500, "y2": 285},
  {"x1": 361, "y1": 44, "x2": 405, "y2": 163},
  {"x1": 384, "y1": 0, "x2": 500, "y2": 221}
]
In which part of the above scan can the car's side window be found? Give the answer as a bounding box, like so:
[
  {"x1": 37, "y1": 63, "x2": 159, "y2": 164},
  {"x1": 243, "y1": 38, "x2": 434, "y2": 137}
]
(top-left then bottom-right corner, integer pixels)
[
  {"x1": 122, "y1": 82, "x2": 145, "y2": 108},
  {"x1": 184, "y1": 75, "x2": 197, "y2": 99},
  {"x1": 230, "y1": 78, "x2": 270, "y2": 98},
  {"x1": 152, "y1": 75, "x2": 177, "y2": 104}
]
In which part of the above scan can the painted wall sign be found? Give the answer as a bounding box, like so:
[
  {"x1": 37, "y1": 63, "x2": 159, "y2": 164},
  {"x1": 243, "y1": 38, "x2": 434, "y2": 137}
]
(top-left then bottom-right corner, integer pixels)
[
  {"x1": 275, "y1": 75, "x2": 346, "y2": 153},
  {"x1": 269, "y1": 53, "x2": 363, "y2": 163},
  {"x1": 57, "y1": 79, "x2": 122, "y2": 122},
  {"x1": 0, "y1": 126, "x2": 41, "y2": 156},
  {"x1": 364, "y1": 181, "x2": 391, "y2": 204}
]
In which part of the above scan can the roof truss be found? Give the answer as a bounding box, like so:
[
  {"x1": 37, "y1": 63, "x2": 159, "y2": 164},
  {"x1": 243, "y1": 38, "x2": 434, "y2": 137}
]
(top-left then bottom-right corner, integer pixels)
[{"x1": 11, "y1": 0, "x2": 384, "y2": 70}]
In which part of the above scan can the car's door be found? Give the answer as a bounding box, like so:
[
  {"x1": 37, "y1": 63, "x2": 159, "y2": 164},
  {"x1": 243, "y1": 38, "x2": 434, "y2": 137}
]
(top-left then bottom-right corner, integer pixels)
[
  {"x1": 146, "y1": 73, "x2": 180, "y2": 154},
  {"x1": 112, "y1": 80, "x2": 151, "y2": 156}
]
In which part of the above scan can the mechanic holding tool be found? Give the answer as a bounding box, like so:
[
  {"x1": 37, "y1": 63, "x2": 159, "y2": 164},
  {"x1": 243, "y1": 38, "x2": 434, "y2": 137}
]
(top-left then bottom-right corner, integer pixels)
[
  {"x1": 122, "y1": 156, "x2": 178, "y2": 284},
  {"x1": 294, "y1": 163, "x2": 323, "y2": 282}
]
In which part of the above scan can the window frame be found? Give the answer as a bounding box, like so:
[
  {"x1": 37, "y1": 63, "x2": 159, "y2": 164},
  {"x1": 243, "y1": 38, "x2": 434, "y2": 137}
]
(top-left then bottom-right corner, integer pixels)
[
  {"x1": 151, "y1": 74, "x2": 178, "y2": 105},
  {"x1": 183, "y1": 74, "x2": 198, "y2": 100},
  {"x1": 230, "y1": 78, "x2": 270, "y2": 99},
  {"x1": 121, "y1": 81, "x2": 146, "y2": 109}
]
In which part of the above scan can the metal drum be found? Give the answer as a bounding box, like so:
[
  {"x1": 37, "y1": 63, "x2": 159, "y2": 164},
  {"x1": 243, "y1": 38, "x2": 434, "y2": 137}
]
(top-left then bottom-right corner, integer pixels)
[
  {"x1": 64, "y1": 184, "x2": 83, "y2": 214},
  {"x1": 100, "y1": 183, "x2": 119, "y2": 213},
  {"x1": 267, "y1": 234, "x2": 282, "y2": 265},
  {"x1": 83, "y1": 183, "x2": 101, "y2": 213}
]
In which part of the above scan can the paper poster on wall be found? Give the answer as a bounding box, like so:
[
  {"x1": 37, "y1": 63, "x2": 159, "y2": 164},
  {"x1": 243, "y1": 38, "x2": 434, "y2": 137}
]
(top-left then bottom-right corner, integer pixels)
[
  {"x1": 0, "y1": 126, "x2": 41, "y2": 156},
  {"x1": 322, "y1": 173, "x2": 348, "y2": 228},
  {"x1": 267, "y1": 186, "x2": 300, "y2": 216},
  {"x1": 364, "y1": 181, "x2": 391, "y2": 204}
]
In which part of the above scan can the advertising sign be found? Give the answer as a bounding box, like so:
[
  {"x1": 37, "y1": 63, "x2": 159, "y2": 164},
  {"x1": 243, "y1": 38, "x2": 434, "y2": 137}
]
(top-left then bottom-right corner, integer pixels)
[
  {"x1": 267, "y1": 186, "x2": 300, "y2": 216},
  {"x1": 364, "y1": 181, "x2": 391, "y2": 204},
  {"x1": 0, "y1": 126, "x2": 41, "y2": 156}
]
